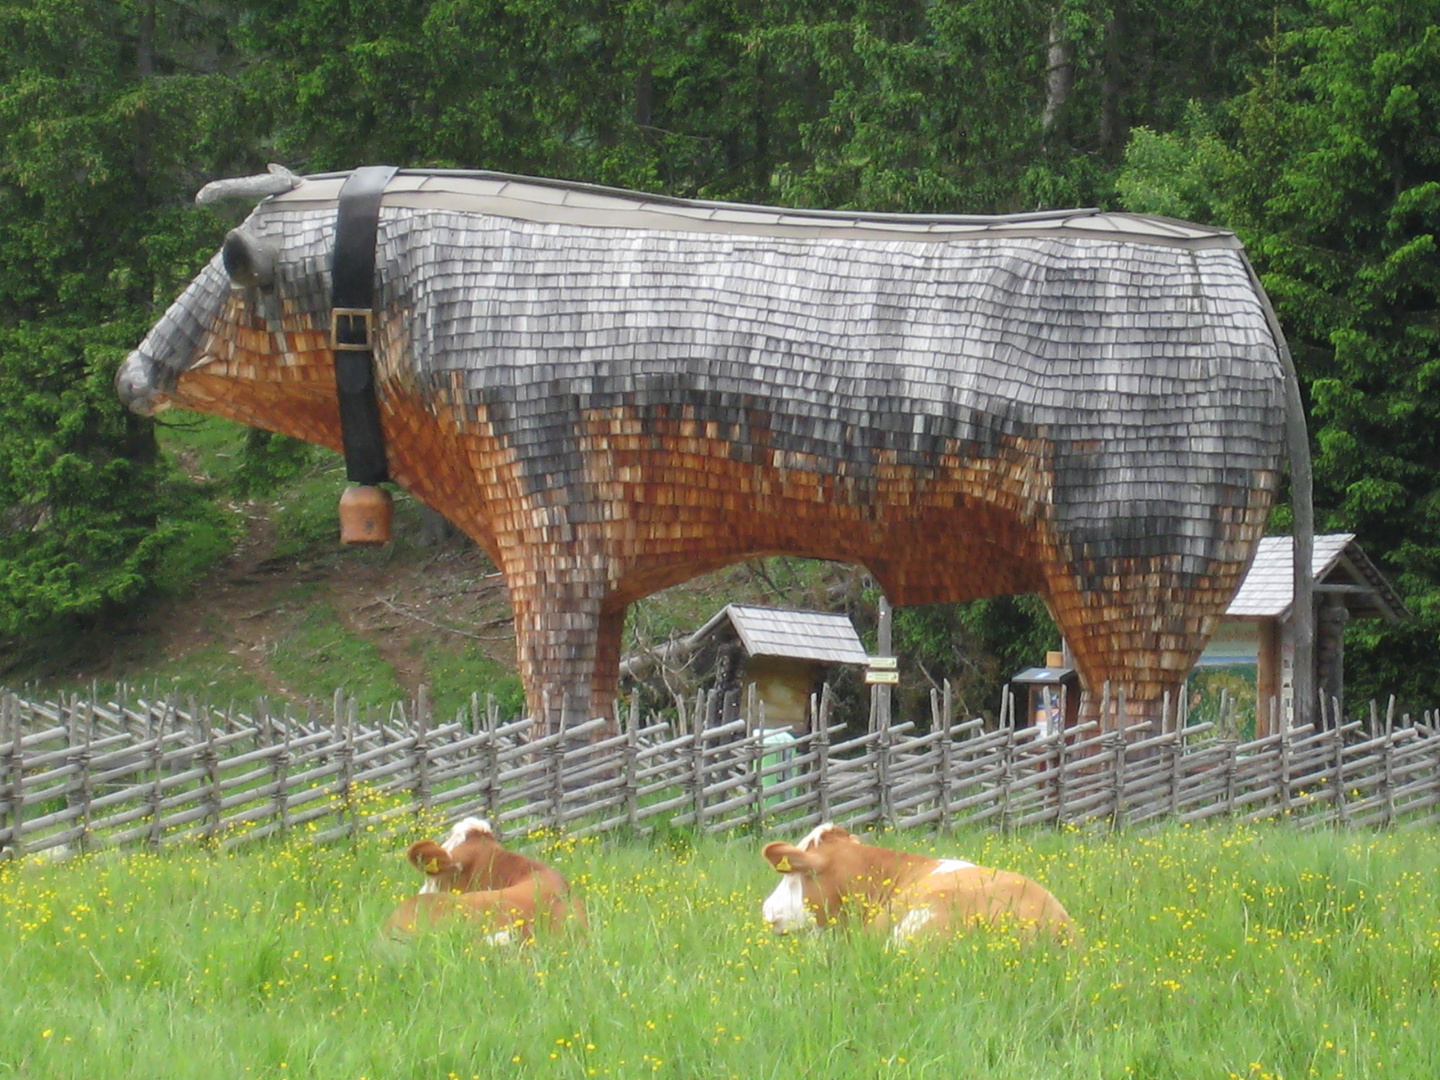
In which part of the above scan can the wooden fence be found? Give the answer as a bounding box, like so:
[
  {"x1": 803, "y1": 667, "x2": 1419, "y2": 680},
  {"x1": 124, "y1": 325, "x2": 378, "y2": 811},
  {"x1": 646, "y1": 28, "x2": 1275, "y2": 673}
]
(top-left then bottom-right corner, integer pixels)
[{"x1": 4, "y1": 684, "x2": 1440, "y2": 861}]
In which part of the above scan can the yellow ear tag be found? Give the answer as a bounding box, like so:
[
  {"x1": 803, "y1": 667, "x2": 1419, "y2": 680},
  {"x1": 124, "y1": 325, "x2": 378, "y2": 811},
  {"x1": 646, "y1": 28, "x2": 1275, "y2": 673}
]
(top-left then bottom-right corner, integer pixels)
[
  {"x1": 777, "y1": 856, "x2": 792, "y2": 872},
  {"x1": 424, "y1": 858, "x2": 440, "y2": 873}
]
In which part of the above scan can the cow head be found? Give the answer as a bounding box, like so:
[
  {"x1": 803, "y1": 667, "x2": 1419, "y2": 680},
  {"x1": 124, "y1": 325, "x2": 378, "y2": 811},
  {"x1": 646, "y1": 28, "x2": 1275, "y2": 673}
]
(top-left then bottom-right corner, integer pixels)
[
  {"x1": 760, "y1": 823, "x2": 863, "y2": 932},
  {"x1": 407, "y1": 817, "x2": 501, "y2": 894}
]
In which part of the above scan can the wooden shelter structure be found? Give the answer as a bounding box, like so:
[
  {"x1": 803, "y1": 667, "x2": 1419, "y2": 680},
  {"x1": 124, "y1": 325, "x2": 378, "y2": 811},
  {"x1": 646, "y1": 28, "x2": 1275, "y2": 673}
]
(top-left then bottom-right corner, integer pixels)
[
  {"x1": 119, "y1": 167, "x2": 1315, "y2": 734},
  {"x1": 1200, "y1": 534, "x2": 1406, "y2": 734},
  {"x1": 683, "y1": 603, "x2": 869, "y2": 733}
]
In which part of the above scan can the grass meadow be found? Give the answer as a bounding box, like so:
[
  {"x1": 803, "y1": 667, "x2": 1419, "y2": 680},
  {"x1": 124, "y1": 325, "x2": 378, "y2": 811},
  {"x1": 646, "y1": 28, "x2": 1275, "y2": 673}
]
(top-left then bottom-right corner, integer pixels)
[{"x1": 3, "y1": 814, "x2": 1439, "y2": 1080}]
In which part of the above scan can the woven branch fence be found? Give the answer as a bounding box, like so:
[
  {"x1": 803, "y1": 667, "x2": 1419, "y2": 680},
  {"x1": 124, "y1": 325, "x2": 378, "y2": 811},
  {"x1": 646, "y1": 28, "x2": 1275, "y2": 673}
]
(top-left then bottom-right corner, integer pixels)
[{"x1": 4, "y1": 683, "x2": 1440, "y2": 862}]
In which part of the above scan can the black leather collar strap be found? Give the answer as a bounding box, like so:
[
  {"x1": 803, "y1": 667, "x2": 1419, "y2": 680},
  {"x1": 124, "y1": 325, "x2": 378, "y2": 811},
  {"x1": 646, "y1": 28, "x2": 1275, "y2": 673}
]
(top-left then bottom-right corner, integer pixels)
[{"x1": 330, "y1": 165, "x2": 399, "y2": 485}]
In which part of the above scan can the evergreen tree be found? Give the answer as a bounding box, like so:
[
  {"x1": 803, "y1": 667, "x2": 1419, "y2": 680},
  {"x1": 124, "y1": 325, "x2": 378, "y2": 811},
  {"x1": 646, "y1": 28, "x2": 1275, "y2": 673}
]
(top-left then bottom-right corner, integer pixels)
[
  {"x1": 0, "y1": 0, "x2": 256, "y2": 641},
  {"x1": 1120, "y1": 0, "x2": 1440, "y2": 708}
]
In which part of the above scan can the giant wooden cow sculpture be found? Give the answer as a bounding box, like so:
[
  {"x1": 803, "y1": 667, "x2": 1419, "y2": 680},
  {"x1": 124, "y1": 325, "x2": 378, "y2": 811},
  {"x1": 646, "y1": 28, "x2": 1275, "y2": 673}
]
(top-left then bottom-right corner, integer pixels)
[{"x1": 118, "y1": 167, "x2": 1312, "y2": 731}]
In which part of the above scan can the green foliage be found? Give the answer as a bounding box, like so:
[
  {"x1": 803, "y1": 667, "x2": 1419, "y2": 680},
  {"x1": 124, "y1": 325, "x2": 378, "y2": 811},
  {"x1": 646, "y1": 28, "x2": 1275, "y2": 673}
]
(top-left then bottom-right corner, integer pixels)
[
  {"x1": 0, "y1": 322, "x2": 232, "y2": 635},
  {"x1": 1118, "y1": 0, "x2": 1440, "y2": 710},
  {"x1": 229, "y1": 429, "x2": 317, "y2": 499},
  {"x1": 892, "y1": 595, "x2": 1059, "y2": 719},
  {"x1": 5, "y1": 824, "x2": 1440, "y2": 1078},
  {"x1": 0, "y1": 0, "x2": 261, "y2": 643}
]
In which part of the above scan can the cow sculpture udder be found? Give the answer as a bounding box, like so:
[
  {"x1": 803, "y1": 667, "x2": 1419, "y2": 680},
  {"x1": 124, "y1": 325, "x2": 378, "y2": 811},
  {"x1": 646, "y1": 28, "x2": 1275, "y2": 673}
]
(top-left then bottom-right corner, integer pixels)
[{"x1": 118, "y1": 167, "x2": 1310, "y2": 731}]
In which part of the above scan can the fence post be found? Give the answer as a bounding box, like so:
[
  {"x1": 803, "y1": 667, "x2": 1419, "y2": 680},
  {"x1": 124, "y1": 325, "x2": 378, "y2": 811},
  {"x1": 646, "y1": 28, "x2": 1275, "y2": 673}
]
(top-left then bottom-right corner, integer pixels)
[
  {"x1": 877, "y1": 699, "x2": 894, "y2": 829},
  {"x1": 414, "y1": 686, "x2": 432, "y2": 816},
  {"x1": 747, "y1": 722, "x2": 765, "y2": 833},
  {"x1": 146, "y1": 702, "x2": 169, "y2": 850},
  {"x1": 198, "y1": 703, "x2": 220, "y2": 843},
  {"x1": 270, "y1": 703, "x2": 292, "y2": 838},
  {"x1": 1380, "y1": 717, "x2": 1396, "y2": 828},
  {"x1": 337, "y1": 693, "x2": 357, "y2": 837},
  {"x1": 484, "y1": 695, "x2": 501, "y2": 823},
  {"x1": 689, "y1": 719, "x2": 706, "y2": 832},
  {"x1": 816, "y1": 685, "x2": 833, "y2": 824},
  {"x1": 548, "y1": 697, "x2": 566, "y2": 832},
  {"x1": 624, "y1": 694, "x2": 640, "y2": 830},
  {"x1": 1106, "y1": 727, "x2": 1126, "y2": 832},
  {"x1": 4, "y1": 695, "x2": 24, "y2": 859},
  {"x1": 1054, "y1": 692, "x2": 1070, "y2": 828},
  {"x1": 78, "y1": 699, "x2": 96, "y2": 853},
  {"x1": 1331, "y1": 700, "x2": 1348, "y2": 827},
  {"x1": 61, "y1": 697, "x2": 87, "y2": 854},
  {"x1": 1224, "y1": 737, "x2": 1238, "y2": 816},
  {"x1": 935, "y1": 684, "x2": 953, "y2": 835},
  {"x1": 1168, "y1": 721, "x2": 1184, "y2": 819}
]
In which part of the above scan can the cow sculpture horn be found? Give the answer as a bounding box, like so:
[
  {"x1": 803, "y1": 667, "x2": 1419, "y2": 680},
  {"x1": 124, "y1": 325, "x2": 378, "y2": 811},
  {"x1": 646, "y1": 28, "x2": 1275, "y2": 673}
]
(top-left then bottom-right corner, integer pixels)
[{"x1": 195, "y1": 163, "x2": 303, "y2": 206}]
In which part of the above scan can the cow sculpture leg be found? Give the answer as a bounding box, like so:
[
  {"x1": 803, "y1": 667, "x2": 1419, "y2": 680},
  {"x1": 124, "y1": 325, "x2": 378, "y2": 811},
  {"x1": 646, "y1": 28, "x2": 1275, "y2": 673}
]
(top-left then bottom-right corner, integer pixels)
[
  {"x1": 1042, "y1": 552, "x2": 1248, "y2": 732},
  {"x1": 507, "y1": 579, "x2": 625, "y2": 734}
]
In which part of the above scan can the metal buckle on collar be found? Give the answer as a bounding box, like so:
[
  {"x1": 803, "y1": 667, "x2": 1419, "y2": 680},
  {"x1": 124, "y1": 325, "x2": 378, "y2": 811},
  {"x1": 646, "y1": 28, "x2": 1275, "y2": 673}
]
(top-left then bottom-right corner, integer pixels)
[{"x1": 330, "y1": 308, "x2": 373, "y2": 352}]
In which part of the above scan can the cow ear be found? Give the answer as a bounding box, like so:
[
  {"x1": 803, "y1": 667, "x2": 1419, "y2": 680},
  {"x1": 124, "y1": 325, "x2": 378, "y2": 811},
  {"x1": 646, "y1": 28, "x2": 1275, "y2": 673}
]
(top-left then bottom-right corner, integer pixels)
[
  {"x1": 763, "y1": 842, "x2": 818, "y2": 874},
  {"x1": 407, "y1": 840, "x2": 454, "y2": 877}
]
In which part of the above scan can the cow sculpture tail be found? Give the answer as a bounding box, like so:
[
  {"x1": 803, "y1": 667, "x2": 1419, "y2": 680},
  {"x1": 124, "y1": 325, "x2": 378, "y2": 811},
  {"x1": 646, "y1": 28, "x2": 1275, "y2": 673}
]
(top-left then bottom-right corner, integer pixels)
[{"x1": 1243, "y1": 255, "x2": 1314, "y2": 729}]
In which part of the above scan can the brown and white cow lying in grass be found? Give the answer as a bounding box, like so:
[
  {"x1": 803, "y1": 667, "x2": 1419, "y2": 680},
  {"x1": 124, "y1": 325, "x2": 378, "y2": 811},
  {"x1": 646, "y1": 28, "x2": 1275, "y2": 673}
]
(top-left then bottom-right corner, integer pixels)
[
  {"x1": 761, "y1": 824, "x2": 1075, "y2": 944},
  {"x1": 385, "y1": 817, "x2": 586, "y2": 944}
]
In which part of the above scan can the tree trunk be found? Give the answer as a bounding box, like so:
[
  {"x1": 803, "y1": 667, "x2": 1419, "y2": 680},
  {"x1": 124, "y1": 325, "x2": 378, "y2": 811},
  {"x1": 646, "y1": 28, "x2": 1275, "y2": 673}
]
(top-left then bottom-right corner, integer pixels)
[{"x1": 1041, "y1": 6, "x2": 1075, "y2": 148}]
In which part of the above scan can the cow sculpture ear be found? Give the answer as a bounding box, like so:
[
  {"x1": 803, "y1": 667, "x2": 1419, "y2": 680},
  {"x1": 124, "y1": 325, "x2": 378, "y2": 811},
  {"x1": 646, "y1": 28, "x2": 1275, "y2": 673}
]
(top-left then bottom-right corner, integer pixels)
[
  {"x1": 222, "y1": 227, "x2": 278, "y2": 289},
  {"x1": 407, "y1": 840, "x2": 454, "y2": 877},
  {"x1": 763, "y1": 842, "x2": 818, "y2": 874}
]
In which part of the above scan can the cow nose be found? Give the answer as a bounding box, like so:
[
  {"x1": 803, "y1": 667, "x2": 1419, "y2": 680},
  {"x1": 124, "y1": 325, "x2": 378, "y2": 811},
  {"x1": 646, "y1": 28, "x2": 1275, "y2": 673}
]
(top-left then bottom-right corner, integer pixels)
[{"x1": 116, "y1": 350, "x2": 169, "y2": 416}]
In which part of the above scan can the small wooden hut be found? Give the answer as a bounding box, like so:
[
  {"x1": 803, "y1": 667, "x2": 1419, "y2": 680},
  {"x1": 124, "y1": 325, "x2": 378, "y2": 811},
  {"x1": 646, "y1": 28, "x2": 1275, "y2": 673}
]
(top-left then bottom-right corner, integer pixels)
[
  {"x1": 1200, "y1": 534, "x2": 1406, "y2": 733},
  {"x1": 686, "y1": 604, "x2": 869, "y2": 732}
]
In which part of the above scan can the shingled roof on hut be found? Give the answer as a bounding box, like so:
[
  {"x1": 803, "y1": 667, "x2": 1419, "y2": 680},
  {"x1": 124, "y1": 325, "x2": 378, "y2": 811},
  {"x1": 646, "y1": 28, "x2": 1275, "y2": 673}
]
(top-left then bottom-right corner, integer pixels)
[
  {"x1": 682, "y1": 604, "x2": 868, "y2": 733},
  {"x1": 1199, "y1": 534, "x2": 1405, "y2": 733}
]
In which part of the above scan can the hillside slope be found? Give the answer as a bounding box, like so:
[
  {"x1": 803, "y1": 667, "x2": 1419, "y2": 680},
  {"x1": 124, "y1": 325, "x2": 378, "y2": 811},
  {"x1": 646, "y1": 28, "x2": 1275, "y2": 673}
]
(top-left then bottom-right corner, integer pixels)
[{"x1": 2, "y1": 417, "x2": 866, "y2": 723}]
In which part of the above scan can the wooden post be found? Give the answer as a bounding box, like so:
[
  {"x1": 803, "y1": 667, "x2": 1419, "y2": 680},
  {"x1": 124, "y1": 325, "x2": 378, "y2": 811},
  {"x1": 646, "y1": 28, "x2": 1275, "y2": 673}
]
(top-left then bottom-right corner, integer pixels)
[
  {"x1": 1380, "y1": 719, "x2": 1395, "y2": 828},
  {"x1": 874, "y1": 593, "x2": 893, "y2": 734},
  {"x1": 748, "y1": 722, "x2": 765, "y2": 832},
  {"x1": 4, "y1": 695, "x2": 24, "y2": 860},
  {"x1": 78, "y1": 699, "x2": 96, "y2": 853},
  {"x1": 341, "y1": 694, "x2": 358, "y2": 836},
  {"x1": 272, "y1": 704, "x2": 292, "y2": 838},
  {"x1": 624, "y1": 693, "x2": 640, "y2": 830},
  {"x1": 1108, "y1": 727, "x2": 1126, "y2": 831},
  {"x1": 146, "y1": 702, "x2": 167, "y2": 850},
  {"x1": 999, "y1": 702, "x2": 1015, "y2": 833},
  {"x1": 1279, "y1": 707, "x2": 1293, "y2": 817},
  {"x1": 1331, "y1": 704, "x2": 1348, "y2": 827},
  {"x1": 689, "y1": 719, "x2": 706, "y2": 831},
  {"x1": 414, "y1": 685, "x2": 432, "y2": 815},
  {"x1": 816, "y1": 685, "x2": 833, "y2": 823},
  {"x1": 199, "y1": 703, "x2": 221, "y2": 843},
  {"x1": 877, "y1": 686, "x2": 894, "y2": 829},
  {"x1": 1224, "y1": 737, "x2": 1238, "y2": 816},
  {"x1": 548, "y1": 697, "x2": 566, "y2": 831},
  {"x1": 1167, "y1": 722, "x2": 1182, "y2": 819},
  {"x1": 484, "y1": 695, "x2": 501, "y2": 823},
  {"x1": 1055, "y1": 695, "x2": 1071, "y2": 828},
  {"x1": 936, "y1": 684, "x2": 953, "y2": 834}
]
